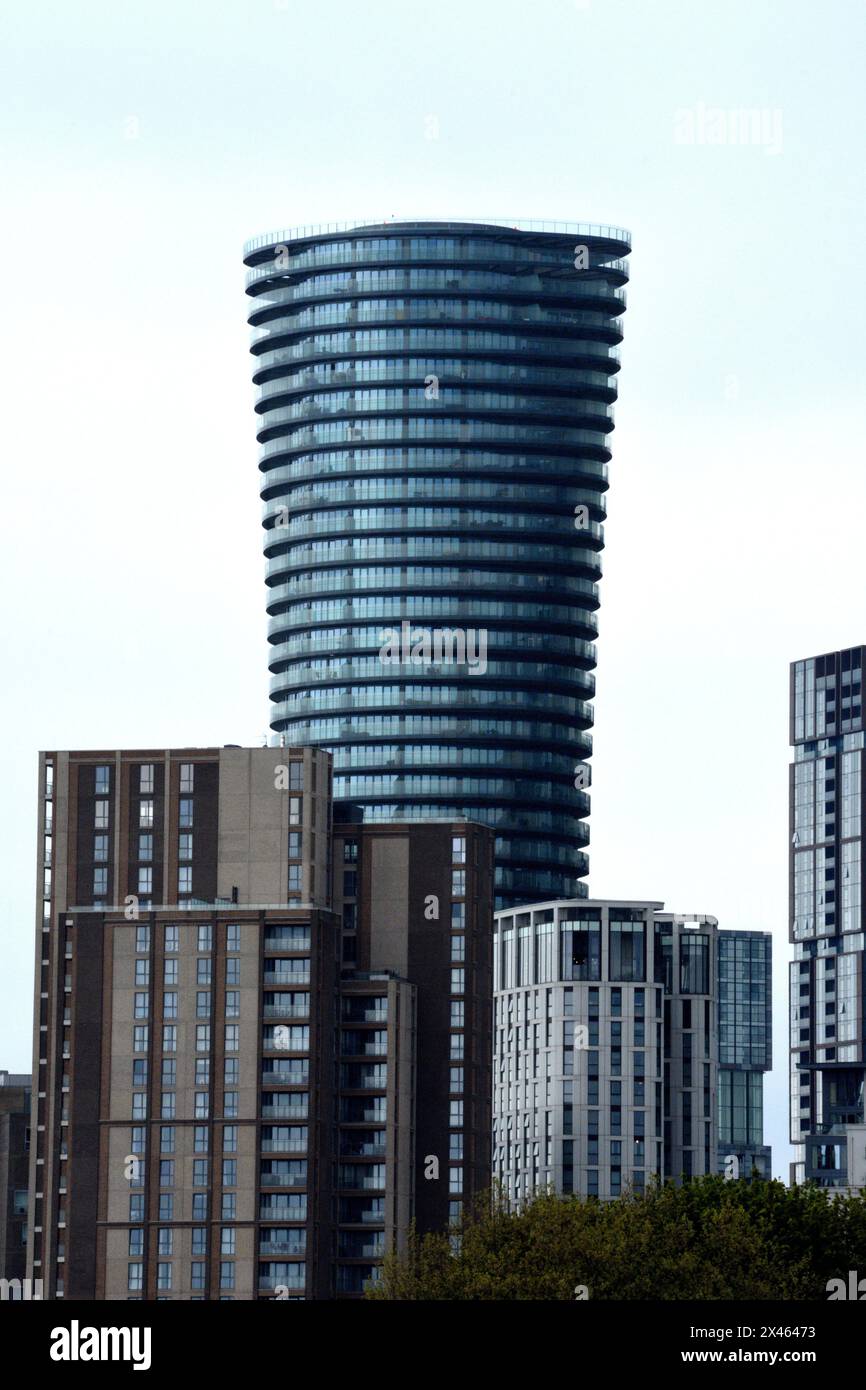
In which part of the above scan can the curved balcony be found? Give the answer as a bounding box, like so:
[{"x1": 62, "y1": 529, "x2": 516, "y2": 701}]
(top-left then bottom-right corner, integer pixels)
[
  {"x1": 252, "y1": 332, "x2": 621, "y2": 376},
  {"x1": 246, "y1": 273, "x2": 627, "y2": 319},
  {"x1": 256, "y1": 361, "x2": 617, "y2": 403},
  {"x1": 267, "y1": 600, "x2": 600, "y2": 641},
  {"x1": 267, "y1": 629, "x2": 597, "y2": 667},
  {"x1": 255, "y1": 395, "x2": 614, "y2": 439},
  {"x1": 259, "y1": 451, "x2": 611, "y2": 493},
  {"x1": 250, "y1": 300, "x2": 625, "y2": 347}
]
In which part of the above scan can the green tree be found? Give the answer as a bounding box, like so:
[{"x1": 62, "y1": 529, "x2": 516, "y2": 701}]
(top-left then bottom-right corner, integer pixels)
[{"x1": 366, "y1": 1178, "x2": 866, "y2": 1300}]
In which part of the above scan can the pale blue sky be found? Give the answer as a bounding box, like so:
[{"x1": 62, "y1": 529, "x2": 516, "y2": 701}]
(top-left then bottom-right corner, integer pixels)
[{"x1": 1, "y1": 0, "x2": 865, "y2": 1179}]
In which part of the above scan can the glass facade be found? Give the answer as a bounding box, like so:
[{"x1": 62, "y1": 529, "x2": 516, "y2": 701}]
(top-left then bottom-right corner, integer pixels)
[
  {"x1": 790, "y1": 646, "x2": 866, "y2": 1185},
  {"x1": 717, "y1": 930, "x2": 772, "y2": 1180},
  {"x1": 244, "y1": 220, "x2": 631, "y2": 907}
]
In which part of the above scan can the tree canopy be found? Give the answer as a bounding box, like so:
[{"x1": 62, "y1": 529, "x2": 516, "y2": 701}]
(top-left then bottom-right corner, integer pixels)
[{"x1": 366, "y1": 1178, "x2": 866, "y2": 1300}]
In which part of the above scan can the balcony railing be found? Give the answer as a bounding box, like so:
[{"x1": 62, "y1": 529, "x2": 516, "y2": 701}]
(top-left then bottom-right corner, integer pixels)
[
  {"x1": 259, "y1": 1205, "x2": 307, "y2": 1221},
  {"x1": 258, "y1": 1274, "x2": 305, "y2": 1291},
  {"x1": 262, "y1": 1004, "x2": 309, "y2": 1020},
  {"x1": 243, "y1": 218, "x2": 632, "y2": 257},
  {"x1": 261, "y1": 1104, "x2": 308, "y2": 1120}
]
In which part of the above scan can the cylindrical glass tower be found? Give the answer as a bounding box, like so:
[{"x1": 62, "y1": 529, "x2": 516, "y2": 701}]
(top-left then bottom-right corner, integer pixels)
[{"x1": 243, "y1": 219, "x2": 630, "y2": 908}]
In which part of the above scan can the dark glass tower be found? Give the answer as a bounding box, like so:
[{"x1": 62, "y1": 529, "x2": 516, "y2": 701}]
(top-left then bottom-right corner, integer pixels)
[
  {"x1": 717, "y1": 930, "x2": 772, "y2": 1180},
  {"x1": 243, "y1": 219, "x2": 630, "y2": 908}
]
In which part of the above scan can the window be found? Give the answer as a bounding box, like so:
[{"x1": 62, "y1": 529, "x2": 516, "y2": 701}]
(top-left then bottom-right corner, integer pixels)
[
  {"x1": 160, "y1": 1126, "x2": 175, "y2": 1154},
  {"x1": 138, "y1": 868, "x2": 152, "y2": 896},
  {"x1": 193, "y1": 1159, "x2": 209, "y2": 1187},
  {"x1": 227, "y1": 924, "x2": 241, "y2": 952},
  {"x1": 226, "y1": 991, "x2": 240, "y2": 1018},
  {"x1": 452, "y1": 836, "x2": 466, "y2": 863},
  {"x1": 220, "y1": 1262, "x2": 235, "y2": 1291},
  {"x1": 139, "y1": 800, "x2": 154, "y2": 829},
  {"x1": 134, "y1": 992, "x2": 149, "y2": 1020},
  {"x1": 191, "y1": 1261, "x2": 206, "y2": 1291},
  {"x1": 679, "y1": 934, "x2": 710, "y2": 994},
  {"x1": 93, "y1": 867, "x2": 108, "y2": 896},
  {"x1": 224, "y1": 1092, "x2": 238, "y2": 1119},
  {"x1": 161, "y1": 1093, "x2": 176, "y2": 1120},
  {"x1": 128, "y1": 1228, "x2": 144, "y2": 1257},
  {"x1": 195, "y1": 1058, "x2": 210, "y2": 1086},
  {"x1": 198, "y1": 924, "x2": 213, "y2": 952},
  {"x1": 178, "y1": 833, "x2": 193, "y2": 861},
  {"x1": 449, "y1": 1100, "x2": 463, "y2": 1126},
  {"x1": 133, "y1": 1025, "x2": 149, "y2": 1052},
  {"x1": 159, "y1": 1195, "x2": 174, "y2": 1221},
  {"x1": 138, "y1": 833, "x2": 153, "y2": 862},
  {"x1": 139, "y1": 765, "x2": 154, "y2": 794},
  {"x1": 194, "y1": 1126, "x2": 209, "y2": 1154},
  {"x1": 164, "y1": 924, "x2": 178, "y2": 952},
  {"x1": 289, "y1": 797, "x2": 302, "y2": 825},
  {"x1": 221, "y1": 1193, "x2": 236, "y2": 1220},
  {"x1": 128, "y1": 1263, "x2": 143, "y2": 1293},
  {"x1": 163, "y1": 991, "x2": 177, "y2": 1019},
  {"x1": 132, "y1": 1093, "x2": 147, "y2": 1121},
  {"x1": 135, "y1": 927, "x2": 150, "y2": 955},
  {"x1": 609, "y1": 921, "x2": 646, "y2": 982},
  {"x1": 221, "y1": 1228, "x2": 236, "y2": 1255},
  {"x1": 195, "y1": 1092, "x2": 210, "y2": 1119},
  {"x1": 158, "y1": 1228, "x2": 173, "y2": 1256},
  {"x1": 179, "y1": 799, "x2": 194, "y2": 828},
  {"x1": 95, "y1": 765, "x2": 111, "y2": 795},
  {"x1": 159, "y1": 1160, "x2": 174, "y2": 1187},
  {"x1": 449, "y1": 1167, "x2": 464, "y2": 1194},
  {"x1": 451, "y1": 935, "x2": 465, "y2": 962},
  {"x1": 94, "y1": 800, "x2": 109, "y2": 830},
  {"x1": 222, "y1": 1159, "x2": 237, "y2": 1187},
  {"x1": 450, "y1": 968, "x2": 465, "y2": 994},
  {"x1": 288, "y1": 832, "x2": 302, "y2": 858},
  {"x1": 196, "y1": 1025, "x2": 211, "y2": 1053},
  {"x1": 164, "y1": 959, "x2": 178, "y2": 986},
  {"x1": 197, "y1": 958, "x2": 212, "y2": 985},
  {"x1": 133, "y1": 1059, "x2": 148, "y2": 1086},
  {"x1": 192, "y1": 1193, "x2": 207, "y2": 1220},
  {"x1": 192, "y1": 1229, "x2": 207, "y2": 1257},
  {"x1": 157, "y1": 1262, "x2": 172, "y2": 1291},
  {"x1": 196, "y1": 990, "x2": 211, "y2": 1019},
  {"x1": 452, "y1": 869, "x2": 466, "y2": 896},
  {"x1": 178, "y1": 867, "x2": 192, "y2": 894},
  {"x1": 288, "y1": 864, "x2": 302, "y2": 892},
  {"x1": 180, "y1": 763, "x2": 194, "y2": 793},
  {"x1": 223, "y1": 1125, "x2": 238, "y2": 1153},
  {"x1": 225, "y1": 1025, "x2": 239, "y2": 1052},
  {"x1": 163, "y1": 1059, "x2": 177, "y2": 1086},
  {"x1": 449, "y1": 1066, "x2": 464, "y2": 1093},
  {"x1": 94, "y1": 833, "x2": 109, "y2": 862},
  {"x1": 129, "y1": 1195, "x2": 144, "y2": 1222}
]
